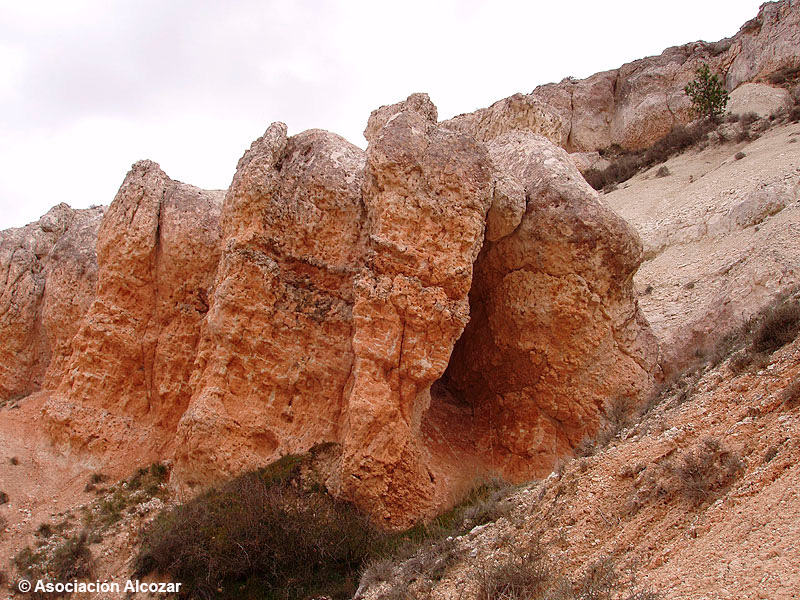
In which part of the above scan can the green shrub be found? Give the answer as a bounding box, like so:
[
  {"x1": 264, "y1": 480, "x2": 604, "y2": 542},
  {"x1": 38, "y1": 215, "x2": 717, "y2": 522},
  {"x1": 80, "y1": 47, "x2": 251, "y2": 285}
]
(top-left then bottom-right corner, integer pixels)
[
  {"x1": 49, "y1": 531, "x2": 93, "y2": 581},
  {"x1": 685, "y1": 63, "x2": 729, "y2": 120},
  {"x1": 135, "y1": 455, "x2": 378, "y2": 599}
]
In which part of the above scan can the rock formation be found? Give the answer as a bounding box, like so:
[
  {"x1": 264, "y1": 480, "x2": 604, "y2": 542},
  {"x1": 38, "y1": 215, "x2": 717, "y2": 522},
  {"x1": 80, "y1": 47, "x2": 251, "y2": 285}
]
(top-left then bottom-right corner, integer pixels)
[
  {"x1": 0, "y1": 93, "x2": 660, "y2": 526},
  {"x1": 44, "y1": 162, "x2": 223, "y2": 457},
  {"x1": 5, "y1": 0, "x2": 798, "y2": 525},
  {"x1": 447, "y1": 0, "x2": 800, "y2": 153},
  {"x1": 0, "y1": 204, "x2": 102, "y2": 403},
  {"x1": 441, "y1": 133, "x2": 659, "y2": 480}
]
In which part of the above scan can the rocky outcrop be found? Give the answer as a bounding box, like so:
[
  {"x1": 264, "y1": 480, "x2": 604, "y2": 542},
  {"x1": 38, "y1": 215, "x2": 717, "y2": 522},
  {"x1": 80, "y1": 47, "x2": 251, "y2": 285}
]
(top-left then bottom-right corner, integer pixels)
[
  {"x1": 442, "y1": 93, "x2": 567, "y2": 147},
  {"x1": 0, "y1": 204, "x2": 102, "y2": 403},
  {"x1": 727, "y1": 82, "x2": 794, "y2": 118},
  {"x1": 172, "y1": 124, "x2": 367, "y2": 493},
  {"x1": 2, "y1": 94, "x2": 659, "y2": 527},
  {"x1": 44, "y1": 162, "x2": 223, "y2": 457},
  {"x1": 447, "y1": 0, "x2": 799, "y2": 153},
  {"x1": 441, "y1": 133, "x2": 659, "y2": 479},
  {"x1": 342, "y1": 95, "x2": 493, "y2": 526}
]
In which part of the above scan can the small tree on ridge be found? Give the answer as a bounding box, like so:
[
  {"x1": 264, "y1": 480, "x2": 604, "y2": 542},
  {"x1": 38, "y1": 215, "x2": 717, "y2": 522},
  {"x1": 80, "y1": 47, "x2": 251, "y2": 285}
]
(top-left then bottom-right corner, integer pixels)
[{"x1": 684, "y1": 63, "x2": 729, "y2": 120}]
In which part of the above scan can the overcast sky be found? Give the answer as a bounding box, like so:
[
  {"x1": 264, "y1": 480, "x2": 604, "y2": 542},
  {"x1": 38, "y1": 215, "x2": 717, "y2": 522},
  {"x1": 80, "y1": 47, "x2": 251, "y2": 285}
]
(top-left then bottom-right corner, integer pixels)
[{"x1": 0, "y1": 0, "x2": 764, "y2": 230}]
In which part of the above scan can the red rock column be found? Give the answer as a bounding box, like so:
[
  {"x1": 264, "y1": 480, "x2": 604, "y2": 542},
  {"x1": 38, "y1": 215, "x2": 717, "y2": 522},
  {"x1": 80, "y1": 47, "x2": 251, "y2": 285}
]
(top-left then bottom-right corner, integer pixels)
[{"x1": 342, "y1": 94, "x2": 493, "y2": 528}]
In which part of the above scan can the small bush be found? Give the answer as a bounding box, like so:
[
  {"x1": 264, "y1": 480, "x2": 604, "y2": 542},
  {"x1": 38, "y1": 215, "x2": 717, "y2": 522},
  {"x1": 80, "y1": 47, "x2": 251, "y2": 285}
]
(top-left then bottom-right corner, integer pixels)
[
  {"x1": 84, "y1": 472, "x2": 106, "y2": 492},
  {"x1": 768, "y1": 65, "x2": 800, "y2": 86},
  {"x1": 9, "y1": 457, "x2": 18, "y2": 466},
  {"x1": 629, "y1": 438, "x2": 743, "y2": 512},
  {"x1": 740, "y1": 112, "x2": 759, "y2": 129},
  {"x1": 49, "y1": 531, "x2": 93, "y2": 581},
  {"x1": 783, "y1": 379, "x2": 800, "y2": 408},
  {"x1": 751, "y1": 299, "x2": 800, "y2": 354},
  {"x1": 672, "y1": 437, "x2": 743, "y2": 502},
  {"x1": 476, "y1": 544, "x2": 552, "y2": 600},
  {"x1": 36, "y1": 523, "x2": 53, "y2": 538},
  {"x1": 655, "y1": 166, "x2": 670, "y2": 178},
  {"x1": 735, "y1": 151, "x2": 746, "y2": 160},
  {"x1": 764, "y1": 446, "x2": 780, "y2": 463},
  {"x1": 475, "y1": 547, "x2": 657, "y2": 600},
  {"x1": 0, "y1": 492, "x2": 8, "y2": 505},
  {"x1": 577, "y1": 396, "x2": 634, "y2": 457}
]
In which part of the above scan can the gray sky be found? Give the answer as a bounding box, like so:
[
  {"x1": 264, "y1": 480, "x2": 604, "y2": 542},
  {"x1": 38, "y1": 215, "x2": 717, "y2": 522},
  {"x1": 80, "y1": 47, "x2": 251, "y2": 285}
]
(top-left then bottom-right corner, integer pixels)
[{"x1": 0, "y1": 0, "x2": 764, "y2": 230}]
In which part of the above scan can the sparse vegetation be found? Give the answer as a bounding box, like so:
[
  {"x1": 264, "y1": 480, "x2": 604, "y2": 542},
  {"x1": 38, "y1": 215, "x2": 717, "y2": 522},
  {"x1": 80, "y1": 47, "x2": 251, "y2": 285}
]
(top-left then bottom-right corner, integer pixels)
[
  {"x1": 576, "y1": 396, "x2": 635, "y2": 457},
  {"x1": 10, "y1": 464, "x2": 169, "y2": 594},
  {"x1": 735, "y1": 151, "x2": 746, "y2": 160},
  {"x1": 768, "y1": 64, "x2": 800, "y2": 87},
  {"x1": 655, "y1": 165, "x2": 670, "y2": 178},
  {"x1": 708, "y1": 287, "x2": 800, "y2": 374},
  {"x1": 0, "y1": 491, "x2": 8, "y2": 505},
  {"x1": 751, "y1": 297, "x2": 800, "y2": 354},
  {"x1": 84, "y1": 472, "x2": 106, "y2": 492},
  {"x1": 685, "y1": 63, "x2": 729, "y2": 120},
  {"x1": 782, "y1": 379, "x2": 800, "y2": 408},
  {"x1": 628, "y1": 437, "x2": 743, "y2": 513},
  {"x1": 474, "y1": 543, "x2": 657, "y2": 600},
  {"x1": 584, "y1": 121, "x2": 714, "y2": 191},
  {"x1": 360, "y1": 478, "x2": 515, "y2": 596},
  {"x1": 673, "y1": 437, "x2": 744, "y2": 502},
  {"x1": 15, "y1": 531, "x2": 93, "y2": 589},
  {"x1": 48, "y1": 531, "x2": 93, "y2": 581},
  {"x1": 136, "y1": 449, "x2": 514, "y2": 600}
]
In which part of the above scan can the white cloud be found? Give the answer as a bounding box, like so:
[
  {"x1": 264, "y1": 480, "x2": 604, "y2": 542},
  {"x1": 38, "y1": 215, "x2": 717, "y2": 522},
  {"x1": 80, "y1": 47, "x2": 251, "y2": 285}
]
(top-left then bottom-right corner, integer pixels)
[{"x1": 0, "y1": 0, "x2": 764, "y2": 229}]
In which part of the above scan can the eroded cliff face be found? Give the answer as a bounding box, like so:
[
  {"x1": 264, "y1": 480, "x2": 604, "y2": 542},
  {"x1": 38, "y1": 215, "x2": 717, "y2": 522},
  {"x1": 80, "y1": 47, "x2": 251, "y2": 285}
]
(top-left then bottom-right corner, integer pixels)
[
  {"x1": 0, "y1": 204, "x2": 102, "y2": 402},
  {"x1": 43, "y1": 162, "x2": 223, "y2": 458},
  {"x1": 446, "y1": 0, "x2": 800, "y2": 153},
  {"x1": 2, "y1": 94, "x2": 658, "y2": 527},
  {"x1": 440, "y1": 133, "x2": 659, "y2": 480},
  {"x1": 172, "y1": 125, "x2": 366, "y2": 493}
]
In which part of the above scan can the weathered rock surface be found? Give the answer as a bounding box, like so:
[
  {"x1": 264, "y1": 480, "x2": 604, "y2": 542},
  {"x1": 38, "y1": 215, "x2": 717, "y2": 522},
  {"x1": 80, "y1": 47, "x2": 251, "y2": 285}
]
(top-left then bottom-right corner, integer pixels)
[
  {"x1": 442, "y1": 93, "x2": 567, "y2": 147},
  {"x1": 44, "y1": 161, "x2": 223, "y2": 457},
  {"x1": 342, "y1": 94, "x2": 494, "y2": 526},
  {"x1": 0, "y1": 204, "x2": 102, "y2": 403},
  {"x1": 447, "y1": 0, "x2": 799, "y2": 153},
  {"x1": 727, "y1": 82, "x2": 794, "y2": 118},
  {"x1": 441, "y1": 133, "x2": 659, "y2": 479},
  {"x1": 2, "y1": 95, "x2": 659, "y2": 527},
  {"x1": 605, "y1": 117, "x2": 800, "y2": 374},
  {"x1": 172, "y1": 124, "x2": 367, "y2": 493}
]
